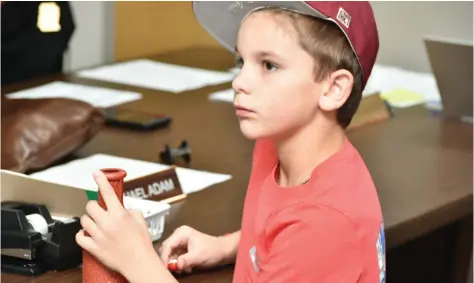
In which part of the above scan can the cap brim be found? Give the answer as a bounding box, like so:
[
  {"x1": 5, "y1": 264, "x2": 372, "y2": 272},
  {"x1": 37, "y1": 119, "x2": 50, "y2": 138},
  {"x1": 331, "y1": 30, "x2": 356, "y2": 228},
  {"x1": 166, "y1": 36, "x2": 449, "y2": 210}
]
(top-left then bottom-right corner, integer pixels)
[{"x1": 192, "y1": 1, "x2": 327, "y2": 53}]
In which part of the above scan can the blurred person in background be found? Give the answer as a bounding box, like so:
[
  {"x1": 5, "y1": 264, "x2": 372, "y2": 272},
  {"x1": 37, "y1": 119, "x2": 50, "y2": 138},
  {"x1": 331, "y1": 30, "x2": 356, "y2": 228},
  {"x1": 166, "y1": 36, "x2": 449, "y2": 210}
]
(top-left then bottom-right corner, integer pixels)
[{"x1": 1, "y1": 1, "x2": 75, "y2": 86}]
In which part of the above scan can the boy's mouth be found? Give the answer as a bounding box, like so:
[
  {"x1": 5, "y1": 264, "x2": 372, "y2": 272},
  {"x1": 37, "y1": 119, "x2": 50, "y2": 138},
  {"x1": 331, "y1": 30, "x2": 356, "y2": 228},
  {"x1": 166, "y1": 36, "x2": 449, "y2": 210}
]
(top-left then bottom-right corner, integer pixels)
[{"x1": 234, "y1": 105, "x2": 255, "y2": 117}]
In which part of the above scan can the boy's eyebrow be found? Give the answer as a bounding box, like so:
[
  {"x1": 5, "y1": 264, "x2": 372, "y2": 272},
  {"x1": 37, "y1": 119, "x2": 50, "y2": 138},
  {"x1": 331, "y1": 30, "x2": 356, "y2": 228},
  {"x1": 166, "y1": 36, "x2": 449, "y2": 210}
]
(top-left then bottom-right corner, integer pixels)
[
  {"x1": 256, "y1": 50, "x2": 282, "y2": 59},
  {"x1": 234, "y1": 46, "x2": 283, "y2": 59}
]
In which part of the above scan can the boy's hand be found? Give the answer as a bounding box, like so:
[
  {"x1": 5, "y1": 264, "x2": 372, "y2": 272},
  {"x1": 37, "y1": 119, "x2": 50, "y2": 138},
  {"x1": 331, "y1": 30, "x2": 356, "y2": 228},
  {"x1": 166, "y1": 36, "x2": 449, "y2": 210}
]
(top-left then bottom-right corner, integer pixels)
[
  {"x1": 76, "y1": 171, "x2": 160, "y2": 276},
  {"x1": 159, "y1": 226, "x2": 236, "y2": 273}
]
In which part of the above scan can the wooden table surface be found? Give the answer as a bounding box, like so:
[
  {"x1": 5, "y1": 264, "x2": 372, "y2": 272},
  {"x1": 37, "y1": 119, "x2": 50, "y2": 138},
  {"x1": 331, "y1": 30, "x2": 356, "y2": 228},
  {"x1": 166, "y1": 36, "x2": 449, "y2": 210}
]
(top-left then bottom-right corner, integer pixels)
[{"x1": 2, "y1": 48, "x2": 472, "y2": 283}]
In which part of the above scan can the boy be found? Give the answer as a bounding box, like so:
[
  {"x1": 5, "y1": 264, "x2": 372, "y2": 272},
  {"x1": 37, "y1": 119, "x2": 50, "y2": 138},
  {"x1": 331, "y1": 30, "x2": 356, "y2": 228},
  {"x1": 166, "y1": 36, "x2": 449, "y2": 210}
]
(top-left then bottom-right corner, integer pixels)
[{"x1": 76, "y1": 1, "x2": 385, "y2": 283}]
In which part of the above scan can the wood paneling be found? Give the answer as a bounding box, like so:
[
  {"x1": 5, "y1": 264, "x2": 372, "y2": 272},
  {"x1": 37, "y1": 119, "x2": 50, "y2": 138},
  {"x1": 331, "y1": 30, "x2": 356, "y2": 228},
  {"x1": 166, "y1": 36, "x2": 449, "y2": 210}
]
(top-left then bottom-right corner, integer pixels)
[{"x1": 114, "y1": 1, "x2": 224, "y2": 61}]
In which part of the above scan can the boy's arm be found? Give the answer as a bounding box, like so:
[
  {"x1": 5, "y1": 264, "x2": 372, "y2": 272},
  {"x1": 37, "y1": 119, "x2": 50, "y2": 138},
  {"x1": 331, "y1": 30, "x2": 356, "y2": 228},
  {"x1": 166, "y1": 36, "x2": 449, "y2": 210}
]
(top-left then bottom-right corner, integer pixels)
[
  {"x1": 256, "y1": 204, "x2": 362, "y2": 283},
  {"x1": 124, "y1": 230, "x2": 242, "y2": 282},
  {"x1": 218, "y1": 230, "x2": 241, "y2": 265},
  {"x1": 122, "y1": 250, "x2": 178, "y2": 283}
]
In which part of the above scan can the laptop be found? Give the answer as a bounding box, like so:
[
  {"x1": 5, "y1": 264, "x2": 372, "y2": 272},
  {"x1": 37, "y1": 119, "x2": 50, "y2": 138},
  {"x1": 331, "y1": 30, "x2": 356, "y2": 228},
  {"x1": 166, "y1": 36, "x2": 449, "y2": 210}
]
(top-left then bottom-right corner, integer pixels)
[{"x1": 424, "y1": 36, "x2": 473, "y2": 123}]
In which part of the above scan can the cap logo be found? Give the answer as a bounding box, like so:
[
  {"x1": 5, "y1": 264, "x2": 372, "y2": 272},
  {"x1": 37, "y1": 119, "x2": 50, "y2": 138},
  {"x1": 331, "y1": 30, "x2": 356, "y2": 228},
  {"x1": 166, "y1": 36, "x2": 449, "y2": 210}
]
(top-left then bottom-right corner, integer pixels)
[
  {"x1": 336, "y1": 7, "x2": 351, "y2": 28},
  {"x1": 228, "y1": 1, "x2": 254, "y2": 13}
]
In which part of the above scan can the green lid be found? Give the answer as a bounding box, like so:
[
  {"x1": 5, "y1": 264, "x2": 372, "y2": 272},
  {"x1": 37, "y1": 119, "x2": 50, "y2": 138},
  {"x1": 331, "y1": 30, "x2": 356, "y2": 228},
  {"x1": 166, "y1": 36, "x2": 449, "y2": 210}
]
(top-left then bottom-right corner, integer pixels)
[{"x1": 86, "y1": 190, "x2": 98, "y2": 201}]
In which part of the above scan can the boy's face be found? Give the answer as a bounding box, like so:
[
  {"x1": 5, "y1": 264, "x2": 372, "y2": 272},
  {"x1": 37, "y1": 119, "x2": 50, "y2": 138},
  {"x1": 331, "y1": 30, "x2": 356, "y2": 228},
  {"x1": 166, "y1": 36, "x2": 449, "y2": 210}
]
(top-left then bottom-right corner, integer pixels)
[{"x1": 232, "y1": 11, "x2": 326, "y2": 141}]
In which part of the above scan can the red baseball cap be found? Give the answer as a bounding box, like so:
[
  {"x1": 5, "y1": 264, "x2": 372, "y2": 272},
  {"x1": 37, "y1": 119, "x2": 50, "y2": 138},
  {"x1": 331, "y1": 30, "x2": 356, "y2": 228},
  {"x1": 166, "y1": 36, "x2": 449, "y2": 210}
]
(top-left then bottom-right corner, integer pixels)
[{"x1": 193, "y1": 1, "x2": 379, "y2": 87}]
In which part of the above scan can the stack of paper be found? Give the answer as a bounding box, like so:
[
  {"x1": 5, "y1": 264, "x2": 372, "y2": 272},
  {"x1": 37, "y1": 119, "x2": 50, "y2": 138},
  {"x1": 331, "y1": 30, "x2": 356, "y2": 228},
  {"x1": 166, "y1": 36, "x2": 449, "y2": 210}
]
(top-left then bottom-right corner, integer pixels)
[
  {"x1": 363, "y1": 64, "x2": 441, "y2": 108},
  {"x1": 228, "y1": 67, "x2": 241, "y2": 74},
  {"x1": 5, "y1": 81, "x2": 142, "y2": 108},
  {"x1": 29, "y1": 154, "x2": 232, "y2": 195},
  {"x1": 209, "y1": 89, "x2": 235, "y2": 103},
  {"x1": 380, "y1": 89, "x2": 426, "y2": 108},
  {"x1": 77, "y1": 59, "x2": 236, "y2": 93}
]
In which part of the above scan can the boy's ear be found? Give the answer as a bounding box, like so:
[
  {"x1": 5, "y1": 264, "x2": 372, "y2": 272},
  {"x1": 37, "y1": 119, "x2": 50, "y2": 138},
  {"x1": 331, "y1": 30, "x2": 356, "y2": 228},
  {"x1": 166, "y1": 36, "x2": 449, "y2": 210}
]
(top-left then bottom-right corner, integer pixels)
[{"x1": 318, "y1": 69, "x2": 354, "y2": 112}]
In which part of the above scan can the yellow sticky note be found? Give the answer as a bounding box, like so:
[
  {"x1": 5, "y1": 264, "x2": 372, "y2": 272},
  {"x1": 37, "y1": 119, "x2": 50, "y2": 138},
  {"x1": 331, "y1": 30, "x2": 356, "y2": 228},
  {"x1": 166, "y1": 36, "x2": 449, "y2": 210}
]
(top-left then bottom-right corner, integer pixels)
[
  {"x1": 37, "y1": 2, "x2": 61, "y2": 33},
  {"x1": 380, "y1": 88, "x2": 425, "y2": 108}
]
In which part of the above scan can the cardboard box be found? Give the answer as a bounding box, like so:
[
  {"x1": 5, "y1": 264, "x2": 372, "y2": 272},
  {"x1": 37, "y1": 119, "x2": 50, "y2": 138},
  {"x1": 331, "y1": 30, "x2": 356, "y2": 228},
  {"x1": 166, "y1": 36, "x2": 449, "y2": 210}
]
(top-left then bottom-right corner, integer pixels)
[
  {"x1": 1, "y1": 169, "x2": 89, "y2": 220},
  {"x1": 347, "y1": 93, "x2": 392, "y2": 131},
  {"x1": 1, "y1": 169, "x2": 171, "y2": 242}
]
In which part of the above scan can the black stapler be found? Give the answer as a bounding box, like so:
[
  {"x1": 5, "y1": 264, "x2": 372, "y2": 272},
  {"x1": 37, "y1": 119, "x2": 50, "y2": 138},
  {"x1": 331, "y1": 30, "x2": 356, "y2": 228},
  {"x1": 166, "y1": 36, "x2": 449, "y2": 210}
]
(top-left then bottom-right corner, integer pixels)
[{"x1": 1, "y1": 201, "x2": 83, "y2": 276}]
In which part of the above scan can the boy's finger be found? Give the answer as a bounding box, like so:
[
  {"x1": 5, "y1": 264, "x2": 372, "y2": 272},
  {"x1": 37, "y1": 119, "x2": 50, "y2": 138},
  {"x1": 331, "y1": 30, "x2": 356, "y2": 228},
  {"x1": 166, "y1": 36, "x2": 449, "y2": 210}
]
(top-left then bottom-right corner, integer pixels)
[
  {"x1": 160, "y1": 231, "x2": 188, "y2": 264},
  {"x1": 93, "y1": 170, "x2": 121, "y2": 211},
  {"x1": 76, "y1": 229, "x2": 99, "y2": 255},
  {"x1": 177, "y1": 252, "x2": 197, "y2": 271},
  {"x1": 85, "y1": 200, "x2": 107, "y2": 225},
  {"x1": 159, "y1": 242, "x2": 173, "y2": 264},
  {"x1": 80, "y1": 214, "x2": 102, "y2": 240}
]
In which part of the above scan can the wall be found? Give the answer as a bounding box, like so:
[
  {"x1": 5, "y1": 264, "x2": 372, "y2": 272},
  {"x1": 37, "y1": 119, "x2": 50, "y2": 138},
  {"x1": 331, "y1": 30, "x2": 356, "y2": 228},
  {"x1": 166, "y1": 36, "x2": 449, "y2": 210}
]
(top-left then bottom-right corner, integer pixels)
[
  {"x1": 65, "y1": 1, "x2": 473, "y2": 73},
  {"x1": 113, "y1": 2, "x2": 222, "y2": 62},
  {"x1": 370, "y1": 1, "x2": 473, "y2": 73},
  {"x1": 63, "y1": 1, "x2": 114, "y2": 72}
]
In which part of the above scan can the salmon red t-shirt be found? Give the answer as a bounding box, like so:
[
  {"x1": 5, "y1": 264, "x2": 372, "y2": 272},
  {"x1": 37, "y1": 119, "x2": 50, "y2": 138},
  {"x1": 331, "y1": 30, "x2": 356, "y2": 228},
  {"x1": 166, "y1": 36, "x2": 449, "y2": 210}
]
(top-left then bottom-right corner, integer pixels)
[{"x1": 232, "y1": 138, "x2": 386, "y2": 283}]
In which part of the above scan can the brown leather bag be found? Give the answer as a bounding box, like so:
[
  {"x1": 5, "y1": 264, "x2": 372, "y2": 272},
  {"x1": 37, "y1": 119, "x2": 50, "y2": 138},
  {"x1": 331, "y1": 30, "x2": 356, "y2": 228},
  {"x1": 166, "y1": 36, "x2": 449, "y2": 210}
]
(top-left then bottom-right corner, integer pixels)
[{"x1": 1, "y1": 96, "x2": 105, "y2": 173}]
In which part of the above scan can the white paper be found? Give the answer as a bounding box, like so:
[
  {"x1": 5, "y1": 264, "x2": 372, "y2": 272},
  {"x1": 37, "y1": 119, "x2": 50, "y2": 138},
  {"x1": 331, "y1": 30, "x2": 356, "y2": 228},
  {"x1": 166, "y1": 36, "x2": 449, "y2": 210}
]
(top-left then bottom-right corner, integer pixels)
[
  {"x1": 363, "y1": 64, "x2": 441, "y2": 104},
  {"x1": 228, "y1": 67, "x2": 241, "y2": 74},
  {"x1": 29, "y1": 154, "x2": 232, "y2": 195},
  {"x1": 5, "y1": 81, "x2": 142, "y2": 108},
  {"x1": 77, "y1": 59, "x2": 236, "y2": 93},
  {"x1": 209, "y1": 88, "x2": 235, "y2": 103}
]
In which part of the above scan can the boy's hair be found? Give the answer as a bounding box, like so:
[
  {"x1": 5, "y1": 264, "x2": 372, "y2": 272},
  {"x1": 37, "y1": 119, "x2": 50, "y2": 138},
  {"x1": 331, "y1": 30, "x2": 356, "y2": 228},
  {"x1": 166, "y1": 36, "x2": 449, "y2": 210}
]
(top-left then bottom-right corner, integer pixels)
[{"x1": 254, "y1": 7, "x2": 363, "y2": 129}]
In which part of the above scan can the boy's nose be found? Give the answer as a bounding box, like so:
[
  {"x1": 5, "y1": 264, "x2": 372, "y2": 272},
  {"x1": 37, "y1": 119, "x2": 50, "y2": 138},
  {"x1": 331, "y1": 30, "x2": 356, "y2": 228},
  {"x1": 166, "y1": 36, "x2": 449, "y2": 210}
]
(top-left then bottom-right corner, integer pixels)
[{"x1": 232, "y1": 70, "x2": 251, "y2": 95}]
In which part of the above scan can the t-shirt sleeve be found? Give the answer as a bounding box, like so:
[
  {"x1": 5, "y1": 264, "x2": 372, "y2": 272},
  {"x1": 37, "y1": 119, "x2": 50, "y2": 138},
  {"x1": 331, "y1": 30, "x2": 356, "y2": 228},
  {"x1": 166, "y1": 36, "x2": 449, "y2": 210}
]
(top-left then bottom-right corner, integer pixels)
[{"x1": 256, "y1": 203, "x2": 362, "y2": 283}]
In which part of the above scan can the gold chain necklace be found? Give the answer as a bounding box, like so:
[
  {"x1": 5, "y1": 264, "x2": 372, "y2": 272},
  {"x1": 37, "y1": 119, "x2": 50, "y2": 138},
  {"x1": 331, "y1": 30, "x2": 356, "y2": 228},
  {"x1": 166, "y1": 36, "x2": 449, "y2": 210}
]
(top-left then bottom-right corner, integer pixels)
[
  {"x1": 300, "y1": 178, "x2": 310, "y2": 185},
  {"x1": 277, "y1": 175, "x2": 311, "y2": 186},
  {"x1": 276, "y1": 163, "x2": 311, "y2": 186}
]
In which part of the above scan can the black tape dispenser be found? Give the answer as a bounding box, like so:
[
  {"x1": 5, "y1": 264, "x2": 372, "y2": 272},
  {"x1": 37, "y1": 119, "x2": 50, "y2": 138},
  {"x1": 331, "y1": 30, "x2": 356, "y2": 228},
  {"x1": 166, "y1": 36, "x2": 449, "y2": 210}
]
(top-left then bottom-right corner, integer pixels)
[{"x1": 1, "y1": 201, "x2": 83, "y2": 276}]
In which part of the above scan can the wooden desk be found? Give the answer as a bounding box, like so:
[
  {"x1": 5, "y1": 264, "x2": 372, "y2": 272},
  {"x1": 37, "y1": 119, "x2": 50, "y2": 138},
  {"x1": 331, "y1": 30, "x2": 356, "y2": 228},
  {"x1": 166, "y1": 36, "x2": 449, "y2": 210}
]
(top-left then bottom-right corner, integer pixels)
[{"x1": 2, "y1": 48, "x2": 472, "y2": 283}]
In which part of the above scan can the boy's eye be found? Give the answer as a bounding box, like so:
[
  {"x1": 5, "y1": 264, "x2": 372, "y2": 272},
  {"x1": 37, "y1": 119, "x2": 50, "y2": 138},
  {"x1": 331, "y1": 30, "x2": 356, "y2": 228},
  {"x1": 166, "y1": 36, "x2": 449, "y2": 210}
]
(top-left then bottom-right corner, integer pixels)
[
  {"x1": 235, "y1": 57, "x2": 244, "y2": 68},
  {"x1": 263, "y1": 60, "x2": 278, "y2": 72}
]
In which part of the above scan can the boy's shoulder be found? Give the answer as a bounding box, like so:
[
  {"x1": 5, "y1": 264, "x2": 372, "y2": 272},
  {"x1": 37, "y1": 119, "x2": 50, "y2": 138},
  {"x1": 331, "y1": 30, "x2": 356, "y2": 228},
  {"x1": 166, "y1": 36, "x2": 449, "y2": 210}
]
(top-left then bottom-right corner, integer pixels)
[
  {"x1": 251, "y1": 137, "x2": 381, "y2": 224},
  {"x1": 306, "y1": 139, "x2": 380, "y2": 223}
]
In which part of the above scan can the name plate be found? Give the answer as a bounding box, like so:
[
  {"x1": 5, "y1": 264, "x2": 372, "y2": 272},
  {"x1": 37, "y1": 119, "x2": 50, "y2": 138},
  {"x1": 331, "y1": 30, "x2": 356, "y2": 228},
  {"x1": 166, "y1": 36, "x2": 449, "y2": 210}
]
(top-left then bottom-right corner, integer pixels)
[{"x1": 123, "y1": 167, "x2": 184, "y2": 202}]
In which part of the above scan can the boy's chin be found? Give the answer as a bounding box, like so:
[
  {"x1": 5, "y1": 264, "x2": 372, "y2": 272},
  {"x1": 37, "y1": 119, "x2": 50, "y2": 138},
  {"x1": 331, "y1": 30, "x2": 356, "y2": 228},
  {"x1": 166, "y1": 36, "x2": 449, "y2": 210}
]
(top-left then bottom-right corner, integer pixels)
[
  {"x1": 240, "y1": 129, "x2": 261, "y2": 141},
  {"x1": 239, "y1": 121, "x2": 274, "y2": 141}
]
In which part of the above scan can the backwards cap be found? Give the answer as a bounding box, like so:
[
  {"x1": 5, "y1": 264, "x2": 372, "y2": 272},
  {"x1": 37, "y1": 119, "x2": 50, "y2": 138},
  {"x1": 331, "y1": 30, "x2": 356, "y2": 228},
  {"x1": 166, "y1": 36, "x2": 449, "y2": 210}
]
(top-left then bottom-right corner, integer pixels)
[{"x1": 193, "y1": 1, "x2": 379, "y2": 87}]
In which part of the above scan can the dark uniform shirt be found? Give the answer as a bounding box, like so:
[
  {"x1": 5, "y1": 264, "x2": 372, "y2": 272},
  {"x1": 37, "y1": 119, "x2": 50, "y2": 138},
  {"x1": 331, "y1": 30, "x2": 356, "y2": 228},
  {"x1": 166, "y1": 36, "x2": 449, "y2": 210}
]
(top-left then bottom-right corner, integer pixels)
[{"x1": 1, "y1": 1, "x2": 75, "y2": 86}]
